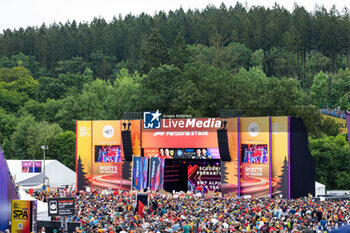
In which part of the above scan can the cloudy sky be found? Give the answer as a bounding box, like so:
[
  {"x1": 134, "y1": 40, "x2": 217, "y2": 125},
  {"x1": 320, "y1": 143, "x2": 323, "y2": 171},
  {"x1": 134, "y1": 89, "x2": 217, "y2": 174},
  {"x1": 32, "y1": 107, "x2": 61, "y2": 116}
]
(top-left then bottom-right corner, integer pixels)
[{"x1": 1, "y1": 0, "x2": 349, "y2": 31}]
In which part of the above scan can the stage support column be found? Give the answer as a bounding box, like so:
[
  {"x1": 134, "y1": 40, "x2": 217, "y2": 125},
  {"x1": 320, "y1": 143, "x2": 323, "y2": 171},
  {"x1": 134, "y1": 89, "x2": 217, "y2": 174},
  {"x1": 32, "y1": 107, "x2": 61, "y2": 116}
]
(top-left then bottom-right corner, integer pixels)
[
  {"x1": 269, "y1": 116, "x2": 272, "y2": 198},
  {"x1": 288, "y1": 116, "x2": 291, "y2": 200},
  {"x1": 90, "y1": 121, "x2": 93, "y2": 190},
  {"x1": 237, "y1": 117, "x2": 241, "y2": 197},
  {"x1": 75, "y1": 121, "x2": 78, "y2": 192}
]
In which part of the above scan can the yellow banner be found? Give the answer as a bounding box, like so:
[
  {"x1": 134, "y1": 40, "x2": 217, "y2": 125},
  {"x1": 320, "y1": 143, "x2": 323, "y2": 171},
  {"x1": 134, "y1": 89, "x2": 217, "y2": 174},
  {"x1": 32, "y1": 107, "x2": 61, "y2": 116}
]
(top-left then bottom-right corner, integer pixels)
[
  {"x1": 240, "y1": 117, "x2": 270, "y2": 144},
  {"x1": 11, "y1": 200, "x2": 32, "y2": 233},
  {"x1": 321, "y1": 114, "x2": 347, "y2": 134},
  {"x1": 76, "y1": 121, "x2": 92, "y2": 189},
  {"x1": 93, "y1": 121, "x2": 121, "y2": 145},
  {"x1": 130, "y1": 120, "x2": 141, "y2": 157},
  {"x1": 221, "y1": 118, "x2": 238, "y2": 195},
  {"x1": 271, "y1": 117, "x2": 289, "y2": 197},
  {"x1": 240, "y1": 117, "x2": 270, "y2": 197},
  {"x1": 92, "y1": 121, "x2": 123, "y2": 189}
]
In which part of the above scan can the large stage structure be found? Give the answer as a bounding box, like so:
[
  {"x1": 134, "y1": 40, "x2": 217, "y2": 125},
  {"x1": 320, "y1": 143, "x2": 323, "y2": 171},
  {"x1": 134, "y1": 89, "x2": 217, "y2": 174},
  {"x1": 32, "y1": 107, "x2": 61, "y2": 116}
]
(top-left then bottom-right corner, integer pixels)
[{"x1": 76, "y1": 116, "x2": 315, "y2": 198}]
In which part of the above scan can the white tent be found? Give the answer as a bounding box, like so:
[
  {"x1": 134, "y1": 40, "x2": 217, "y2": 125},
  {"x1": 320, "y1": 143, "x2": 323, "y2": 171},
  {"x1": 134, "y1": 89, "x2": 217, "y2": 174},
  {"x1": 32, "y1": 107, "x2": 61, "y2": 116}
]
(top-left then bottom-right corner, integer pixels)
[
  {"x1": 18, "y1": 189, "x2": 50, "y2": 221},
  {"x1": 7, "y1": 160, "x2": 76, "y2": 187},
  {"x1": 315, "y1": 182, "x2": 326, "y2": 197},
  {"x1": 17, "y1": 173, "x2": 48, "y2": 187}
]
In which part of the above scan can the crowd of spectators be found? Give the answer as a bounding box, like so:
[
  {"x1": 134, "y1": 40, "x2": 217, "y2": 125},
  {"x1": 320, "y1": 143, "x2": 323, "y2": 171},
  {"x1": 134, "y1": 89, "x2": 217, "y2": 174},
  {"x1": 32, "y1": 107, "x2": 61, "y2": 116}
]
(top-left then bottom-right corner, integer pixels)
[
  {"x1": 321, "y1": 109, "x2": 346, "y2": 119},
  {"x1": 30, "y1": 189, "x2": 350, "y2": 233}
]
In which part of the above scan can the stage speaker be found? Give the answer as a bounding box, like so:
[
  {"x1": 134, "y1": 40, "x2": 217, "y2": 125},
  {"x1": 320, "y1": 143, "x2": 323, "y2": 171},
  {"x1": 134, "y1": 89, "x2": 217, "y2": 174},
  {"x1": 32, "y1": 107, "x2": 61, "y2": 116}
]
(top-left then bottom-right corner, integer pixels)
[
  {"x1": 217, "y1": 128, "x2": 231, "y2": 161},
  {"x1": 122, "y1": 130, "x2": 133, "y2": 161}
]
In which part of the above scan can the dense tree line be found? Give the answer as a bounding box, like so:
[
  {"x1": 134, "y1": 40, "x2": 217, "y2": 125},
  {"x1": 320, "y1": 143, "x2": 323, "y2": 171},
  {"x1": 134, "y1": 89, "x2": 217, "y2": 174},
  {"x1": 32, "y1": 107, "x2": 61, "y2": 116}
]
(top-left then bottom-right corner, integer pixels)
[
  {"x1": 1, "y1": 3, "x2": 350, "y2": 86},
  {"x1": 0, "y1": 3, "x2": 349, "y2": 188}
]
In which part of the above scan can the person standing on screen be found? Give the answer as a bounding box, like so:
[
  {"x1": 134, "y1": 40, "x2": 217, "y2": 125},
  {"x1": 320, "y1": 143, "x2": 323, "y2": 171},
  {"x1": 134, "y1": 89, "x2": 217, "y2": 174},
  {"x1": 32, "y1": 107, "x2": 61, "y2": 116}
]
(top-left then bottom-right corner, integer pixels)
[
  {"x1": 256, "y1": 146, "x2": 262, "y2": 164},
  {"x1": 248, "y1": 147, "x2": 253, "y2": 163},
  {"x1": 116, "y1": 147, "x2": 121, "y2": 162},
  {"x1": 159, "y1": 148, "x2": 165, "y2": 158},
  {"x1": 195, "y1": 149, "x2": 202, "y2": 159},
  {"x1": 164, "y1": 148, "x2": 172, "y2": 159},
  {"x1": 244, "y1": 148, "x2": 249, "y2": 162},
  {"x1": 202, "y1": 148, "x2": 212, "y2": 159},
  {"x1": 98, "y1": 149, "x2": 102, "y2": 162},
  {"x1": 261, "y1": 148, "x2": 267, "y2": 163},
  {"x1": 110, "y1": 147, "x2": 114, "y2": 162},
  {"x1": 102, "y1": 148, "x2": 108, "y2": 162},
  {"x1": 107, "y1": 148, "x2": 112, "y2": 162}
]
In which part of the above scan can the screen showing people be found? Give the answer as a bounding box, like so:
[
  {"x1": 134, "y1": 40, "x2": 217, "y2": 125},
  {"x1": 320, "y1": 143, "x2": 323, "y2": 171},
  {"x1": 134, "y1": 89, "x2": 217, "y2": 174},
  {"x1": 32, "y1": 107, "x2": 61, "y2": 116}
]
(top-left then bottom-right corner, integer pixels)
[
  {"x1": 95, "y1": 145, "x2": 122, "y2": 163},
  {"x1": 241, "y1": 144, "x2": 268, "y2": 164},
  {"x1": 192, "y1": 148, "x2": 212, "y2": 159},
  {"x1": 188, "y1": 161, "x2": 221, "y2": 193},
  {"x1": 21, "y1": 161, "x2": 42, "y2": 173},
  {"x1": 155, "y1": 148, "x2": 220, "y2": 159}
]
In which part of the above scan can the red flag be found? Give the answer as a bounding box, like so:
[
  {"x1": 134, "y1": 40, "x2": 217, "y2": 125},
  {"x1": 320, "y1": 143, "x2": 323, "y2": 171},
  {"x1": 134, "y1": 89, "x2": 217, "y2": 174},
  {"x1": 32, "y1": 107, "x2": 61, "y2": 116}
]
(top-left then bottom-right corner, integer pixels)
[
  {"x1": 29, "y1": 188, "x2": 34, "y2": 194},
  {"x1": 138, "y1": 200, "x2": 145, "y2": 218}
]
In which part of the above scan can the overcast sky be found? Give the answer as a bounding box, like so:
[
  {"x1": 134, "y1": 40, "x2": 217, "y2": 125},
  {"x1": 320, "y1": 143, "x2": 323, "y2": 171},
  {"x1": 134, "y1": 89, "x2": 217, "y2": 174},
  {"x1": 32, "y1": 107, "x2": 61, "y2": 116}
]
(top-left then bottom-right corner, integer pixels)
[{"x1": 1, "y1": 0, "x2": 349, "y2": 31}]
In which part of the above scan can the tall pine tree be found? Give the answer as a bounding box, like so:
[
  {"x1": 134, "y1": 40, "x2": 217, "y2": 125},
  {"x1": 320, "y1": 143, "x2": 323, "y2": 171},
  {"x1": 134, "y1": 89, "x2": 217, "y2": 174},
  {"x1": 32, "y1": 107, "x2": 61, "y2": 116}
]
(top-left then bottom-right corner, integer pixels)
[
  {"x1": 169, "y1": 33, "x2": 189, "y2": 70},
  {"x1": 279, "y1": 156, "x2": 289, "y2": 198},
  {"x1": 77, "y1": 155, "x2": 89, "y2": 191},
  {"x1": 141, "y1": 28, "x2": 168, "y2": 74}
]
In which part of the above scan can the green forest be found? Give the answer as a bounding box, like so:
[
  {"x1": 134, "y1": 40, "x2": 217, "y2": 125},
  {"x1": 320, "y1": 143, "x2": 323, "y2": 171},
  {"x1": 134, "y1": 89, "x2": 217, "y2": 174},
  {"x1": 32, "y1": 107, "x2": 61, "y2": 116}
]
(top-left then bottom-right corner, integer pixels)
[{"x1": 0, "y1": 3, "x2": 349, "y2": 189}]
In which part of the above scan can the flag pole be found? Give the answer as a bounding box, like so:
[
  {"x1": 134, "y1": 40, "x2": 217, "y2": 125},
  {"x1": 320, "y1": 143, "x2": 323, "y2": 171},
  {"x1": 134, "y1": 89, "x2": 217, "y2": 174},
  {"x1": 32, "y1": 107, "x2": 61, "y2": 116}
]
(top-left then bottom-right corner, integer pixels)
[
  {"x1": 148, "y1": 156, "x2": 151, "y2": 192},
  {"x1": 131, "y1": 155, "x2": 134, "y2": 192}
]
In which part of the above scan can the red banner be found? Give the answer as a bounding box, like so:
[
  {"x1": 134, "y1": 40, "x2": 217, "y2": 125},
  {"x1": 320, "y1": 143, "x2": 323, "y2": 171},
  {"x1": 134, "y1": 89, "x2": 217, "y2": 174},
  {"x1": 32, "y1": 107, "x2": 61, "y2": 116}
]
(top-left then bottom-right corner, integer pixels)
[{"x1": 142, "y1": 118, "x2": 221, "y2": 148}]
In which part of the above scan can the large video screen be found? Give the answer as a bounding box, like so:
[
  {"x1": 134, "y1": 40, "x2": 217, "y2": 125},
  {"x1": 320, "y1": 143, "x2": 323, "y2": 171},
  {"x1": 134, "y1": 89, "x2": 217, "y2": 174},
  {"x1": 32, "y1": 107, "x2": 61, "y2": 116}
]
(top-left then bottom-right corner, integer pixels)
[
  {"x1": 94, "y1": 145, "x2": 122, "y2": 163},
  {"x1": 22, "y1": 161, "x2": 42, "y2": 173},
  {"x1": 187, "y1": 160, "x2": 221, "y2": 192},
  {"x1": 241, "y1": 144, "x2": 268, "y2": 164}
]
